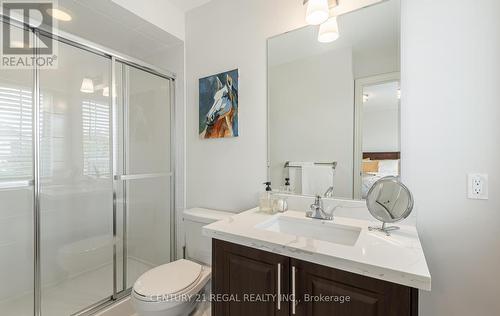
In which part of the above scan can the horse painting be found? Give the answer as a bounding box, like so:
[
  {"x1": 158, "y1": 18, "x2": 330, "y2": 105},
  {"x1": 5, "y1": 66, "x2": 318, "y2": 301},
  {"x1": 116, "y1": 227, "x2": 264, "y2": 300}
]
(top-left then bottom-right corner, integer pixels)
[{"x1": 199, "y1": 69, "x2": 238, "y2": 139}]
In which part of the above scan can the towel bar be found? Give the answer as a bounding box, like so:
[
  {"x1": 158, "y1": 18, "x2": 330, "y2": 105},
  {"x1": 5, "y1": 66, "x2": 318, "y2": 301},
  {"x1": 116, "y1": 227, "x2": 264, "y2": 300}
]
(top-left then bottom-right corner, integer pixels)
[{"x1": 284, "y1": 161, "x2": 337, "y2": 169}]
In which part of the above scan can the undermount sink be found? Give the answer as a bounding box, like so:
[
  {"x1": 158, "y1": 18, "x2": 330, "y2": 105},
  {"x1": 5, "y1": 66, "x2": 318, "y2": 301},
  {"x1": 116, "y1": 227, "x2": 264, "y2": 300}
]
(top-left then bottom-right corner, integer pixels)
[{"x1": 255, "y1": 214, "x2": 361, "y2": 246}]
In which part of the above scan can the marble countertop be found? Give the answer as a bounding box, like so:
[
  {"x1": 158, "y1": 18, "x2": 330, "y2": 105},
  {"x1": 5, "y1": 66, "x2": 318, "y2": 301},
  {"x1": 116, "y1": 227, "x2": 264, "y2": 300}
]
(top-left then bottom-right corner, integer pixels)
[{"x1": 203, "y1": 208, "x2": 431, "y2": 291}]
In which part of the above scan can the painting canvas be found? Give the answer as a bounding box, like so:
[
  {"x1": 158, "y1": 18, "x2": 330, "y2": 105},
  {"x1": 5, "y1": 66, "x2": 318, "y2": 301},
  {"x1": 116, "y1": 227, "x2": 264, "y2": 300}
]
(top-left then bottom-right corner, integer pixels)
[{"x1": 199, "y1": 69, "x2": 239, "y2": 138}]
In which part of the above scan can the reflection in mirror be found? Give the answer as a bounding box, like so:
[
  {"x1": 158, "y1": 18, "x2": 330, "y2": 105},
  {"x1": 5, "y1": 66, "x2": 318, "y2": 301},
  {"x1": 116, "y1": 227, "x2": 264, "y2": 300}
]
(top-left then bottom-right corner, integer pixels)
[
  {"x1": 355, "y1": 77, "x2": 401, "y2": 199},
  {"x1": 268, "y1": 0, "x2": 400, "y2": 200}
]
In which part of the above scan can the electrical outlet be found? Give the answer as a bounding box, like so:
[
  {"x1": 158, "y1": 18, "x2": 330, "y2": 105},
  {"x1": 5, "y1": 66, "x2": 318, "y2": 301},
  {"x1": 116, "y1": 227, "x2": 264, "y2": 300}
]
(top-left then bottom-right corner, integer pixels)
[{"x1": 468, "y1": 173, "x2": 488, "y2": 200}]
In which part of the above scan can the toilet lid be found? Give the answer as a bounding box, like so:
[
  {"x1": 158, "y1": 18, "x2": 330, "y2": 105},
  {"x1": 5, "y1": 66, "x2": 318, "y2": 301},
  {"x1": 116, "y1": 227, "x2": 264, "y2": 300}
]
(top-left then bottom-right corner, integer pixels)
[{"x1": 133, "y1": 259, "x2": 202, "y2": 298}]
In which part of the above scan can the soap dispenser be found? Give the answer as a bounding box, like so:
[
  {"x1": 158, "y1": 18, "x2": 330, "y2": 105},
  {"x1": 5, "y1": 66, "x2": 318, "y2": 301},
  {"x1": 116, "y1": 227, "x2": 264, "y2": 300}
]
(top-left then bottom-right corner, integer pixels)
[
  {"x1": 284, "y1": 177, "x2": 292, "y2": 193},
  {"x1": 259, "y1": 182, "x2": 273, "y2": 213}
]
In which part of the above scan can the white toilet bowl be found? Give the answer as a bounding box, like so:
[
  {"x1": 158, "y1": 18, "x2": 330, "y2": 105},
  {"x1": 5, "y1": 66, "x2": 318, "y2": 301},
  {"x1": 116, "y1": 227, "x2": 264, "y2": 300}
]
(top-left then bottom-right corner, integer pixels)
[
  {"x1": 131, "y1": 259, "x2": 211, "y2": 316},
  {"x1": 131, "y1": 208, "x2": 231, "y2": 316}
]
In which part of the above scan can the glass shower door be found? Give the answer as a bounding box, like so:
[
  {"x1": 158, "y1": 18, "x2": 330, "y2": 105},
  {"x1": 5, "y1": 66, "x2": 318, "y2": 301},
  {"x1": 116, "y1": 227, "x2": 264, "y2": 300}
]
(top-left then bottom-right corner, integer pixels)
[
  {"x1": 115, "y1": 63, "x2": 173, "y2": 291},
  {"x1": 38, "y1": 36, "x2": 114, "y2": 316},
  {"x1": 0, "y1": 19, "x2": 175, "y2": 316},
  {"x1": 0, "y1": 21, "x2": 34, "y2": 316}
]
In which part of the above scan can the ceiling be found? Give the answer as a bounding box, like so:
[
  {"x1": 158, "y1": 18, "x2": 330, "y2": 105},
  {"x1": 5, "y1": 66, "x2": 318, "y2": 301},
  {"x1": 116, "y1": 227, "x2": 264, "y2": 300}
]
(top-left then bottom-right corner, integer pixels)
[
  {"x1": 52, "y1": 0, "x2": 183, "y2": 63},
  {"x1": 168, "y1": 0, "x2": 212, "y2": 12},
  {"x1": 268, "y1": 0, "x2": 400, "y2": 66}
]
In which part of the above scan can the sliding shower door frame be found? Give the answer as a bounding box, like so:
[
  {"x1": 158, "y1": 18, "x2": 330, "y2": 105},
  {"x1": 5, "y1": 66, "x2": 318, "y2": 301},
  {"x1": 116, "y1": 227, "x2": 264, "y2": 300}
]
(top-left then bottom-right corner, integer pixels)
[
  {"x1": 33, "y1": 30, "x2": 41, "y2": 316},
  {"x1": 0, "y1": 15, "x2": 177, "y2": 316}
]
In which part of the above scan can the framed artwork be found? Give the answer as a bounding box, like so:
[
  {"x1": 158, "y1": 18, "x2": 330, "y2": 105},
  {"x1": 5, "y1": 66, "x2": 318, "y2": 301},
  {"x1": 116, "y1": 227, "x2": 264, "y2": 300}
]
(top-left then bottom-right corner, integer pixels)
[{"x1": 199, "y1": 69, "x2": 239, "y2": 138}]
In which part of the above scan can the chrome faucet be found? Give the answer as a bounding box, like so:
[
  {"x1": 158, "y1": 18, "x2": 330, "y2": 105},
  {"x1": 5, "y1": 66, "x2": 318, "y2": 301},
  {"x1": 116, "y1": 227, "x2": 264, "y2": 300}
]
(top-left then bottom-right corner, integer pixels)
[
  {"x1": 323, "y1": 186, "x2": 334, "y2": 198},
  {"x1": 306, "y1": 195, "x2": 333, "y2": 220}
]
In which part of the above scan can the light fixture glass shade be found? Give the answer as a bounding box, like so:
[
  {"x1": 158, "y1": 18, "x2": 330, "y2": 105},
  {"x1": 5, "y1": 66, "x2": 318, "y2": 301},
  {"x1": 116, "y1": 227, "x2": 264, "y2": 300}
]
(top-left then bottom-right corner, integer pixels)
[
  {"x1": 80, "y1": 78, "x2": 94, "y2": 93},
  {"x1": 306, "y1": 0, "x2": 329, "y2": 25},
  {"x1": 318, "y1": 16, "x2": 339, "y2": 43},
  {"x1": 102, "y1": 86, "x2": 109, "y2": 97},
  {"x1": 46, "y1": 8, "x2": 72, "y2": 21}
]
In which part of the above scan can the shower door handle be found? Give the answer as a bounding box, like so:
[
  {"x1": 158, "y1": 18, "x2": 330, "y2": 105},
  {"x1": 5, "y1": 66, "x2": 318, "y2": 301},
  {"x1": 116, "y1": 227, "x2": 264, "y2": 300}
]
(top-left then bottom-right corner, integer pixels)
[
  {"x1": 0, "y1": 179, "x2": 34, "y2": 189},
  {"x1": 114, "y1": 172, "x2": 172, "y2": 181}
]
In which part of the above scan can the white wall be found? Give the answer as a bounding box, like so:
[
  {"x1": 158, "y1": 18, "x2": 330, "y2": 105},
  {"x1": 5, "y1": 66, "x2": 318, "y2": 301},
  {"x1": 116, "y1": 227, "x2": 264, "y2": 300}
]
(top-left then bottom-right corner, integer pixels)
[
  {"x1": 185, "y1": 0, "x2": 307, "y2": 212},
  {"x1": 401, "y1": 0, "x2": 500, "y2": 314},
  {"x1": 362, "y1": 108, "x2": 400, "y2": 152},
  {"x1": 186, "y1": 0, "x2": 500, "y2": 314},
  {"x1": 353, "y1": 45, "x2": 400, "y2": 79},
  {"x1": 185, "y1": 0, "x2": 398, "y2": 210},
  {"x1": 269, "y1": 48, "x2": 354, "y2": 198}
]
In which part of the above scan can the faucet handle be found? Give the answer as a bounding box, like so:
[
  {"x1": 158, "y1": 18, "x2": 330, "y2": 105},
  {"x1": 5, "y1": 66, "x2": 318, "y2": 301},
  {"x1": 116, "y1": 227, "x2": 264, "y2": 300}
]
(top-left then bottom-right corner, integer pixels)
[{"x1": 315, "y1": 195, "x2": 323, "y2": 207}]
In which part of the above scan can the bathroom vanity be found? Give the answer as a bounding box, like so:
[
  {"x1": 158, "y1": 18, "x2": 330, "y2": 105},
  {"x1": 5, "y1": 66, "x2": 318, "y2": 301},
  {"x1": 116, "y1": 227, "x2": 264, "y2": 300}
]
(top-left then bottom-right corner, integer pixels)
[{"x1": 204, "y1": 208, "x2": 430, "y2": 316}]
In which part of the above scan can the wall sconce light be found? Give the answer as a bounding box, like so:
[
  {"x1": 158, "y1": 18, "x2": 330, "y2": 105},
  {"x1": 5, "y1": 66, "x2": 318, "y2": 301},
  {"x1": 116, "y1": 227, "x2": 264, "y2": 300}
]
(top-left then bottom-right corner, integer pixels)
[
  {"x1": 46, "y1": 8, "x2": 72, "y2": 22},
  {"x1": 81, "y1": 78, "x2": 111, "y2": 96},
  {"x1": 305, "y1": 0, "x2": 330, "y2": 25},
  {"x1": 304, "y1": 0, "x2": 340, "y2": 43},
  {"x1": 80, "y1": 78, "x2": 94, "y2": 94},
  {"x1": 318, "y1": 16, "x2": 339, "y2": 43}
]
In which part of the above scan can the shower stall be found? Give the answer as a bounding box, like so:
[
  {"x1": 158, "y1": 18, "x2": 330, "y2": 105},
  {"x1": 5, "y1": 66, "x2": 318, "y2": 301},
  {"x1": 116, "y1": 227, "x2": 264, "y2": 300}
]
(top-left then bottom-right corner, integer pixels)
[{"x1": 0, "y1": 20, "x2": 175, "y2": 316}]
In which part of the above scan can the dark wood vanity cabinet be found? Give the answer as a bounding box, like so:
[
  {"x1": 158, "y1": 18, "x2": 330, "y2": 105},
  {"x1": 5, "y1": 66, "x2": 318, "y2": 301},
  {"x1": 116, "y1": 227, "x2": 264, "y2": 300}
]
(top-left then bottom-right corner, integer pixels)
[
  {"x1": 291, "y1": 258, "x2": 418, "y2": 316},
  {"x1": 212, "y1": 238, "x2": 290, "y2": 316},
  {"x1": 213, "y1": 239, "x2": 418, "y2": 316}
]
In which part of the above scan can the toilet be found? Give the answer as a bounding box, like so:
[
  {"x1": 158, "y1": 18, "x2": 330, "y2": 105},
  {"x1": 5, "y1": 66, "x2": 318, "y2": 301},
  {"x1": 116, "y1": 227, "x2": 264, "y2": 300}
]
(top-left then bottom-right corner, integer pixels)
[{"x1": 131, "y1": 208, "x2": 231, "y2": 316}]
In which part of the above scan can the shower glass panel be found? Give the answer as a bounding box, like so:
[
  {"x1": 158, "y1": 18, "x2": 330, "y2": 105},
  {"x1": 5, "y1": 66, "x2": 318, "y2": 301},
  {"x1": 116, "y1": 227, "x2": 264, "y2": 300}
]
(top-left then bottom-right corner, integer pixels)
[
  {"x1": 115, "y1": 63, "x2": 172, "y2": 290},
  {"x1": 0, "y1": 18, "x2": 174, "y2": 316},
  {"x1": 38, "y1": 37, "x2": 114, "y2": 315},
  {"x1": 0, "y1": 22, "x2": 34, "y2": 316}
]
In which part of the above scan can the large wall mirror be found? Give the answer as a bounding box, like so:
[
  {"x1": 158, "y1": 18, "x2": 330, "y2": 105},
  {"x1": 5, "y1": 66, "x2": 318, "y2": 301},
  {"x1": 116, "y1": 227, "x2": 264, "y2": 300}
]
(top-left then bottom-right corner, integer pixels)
[{"x1": 267, "y1": 0, "x2": 400, "y2": 200}]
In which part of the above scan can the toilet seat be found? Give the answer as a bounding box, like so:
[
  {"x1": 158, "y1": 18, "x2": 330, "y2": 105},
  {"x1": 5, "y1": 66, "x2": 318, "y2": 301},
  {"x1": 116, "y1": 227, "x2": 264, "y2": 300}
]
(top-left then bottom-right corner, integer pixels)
[{"x1": 133, "y1": 259, "x2": 211, "y2": 303}]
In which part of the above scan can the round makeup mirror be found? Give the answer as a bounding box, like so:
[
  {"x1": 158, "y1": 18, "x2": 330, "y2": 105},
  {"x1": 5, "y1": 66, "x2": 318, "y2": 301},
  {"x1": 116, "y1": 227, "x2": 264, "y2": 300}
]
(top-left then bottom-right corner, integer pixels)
[{"x1": 366, "y1": 176, "x2": 414, "y2": 235}]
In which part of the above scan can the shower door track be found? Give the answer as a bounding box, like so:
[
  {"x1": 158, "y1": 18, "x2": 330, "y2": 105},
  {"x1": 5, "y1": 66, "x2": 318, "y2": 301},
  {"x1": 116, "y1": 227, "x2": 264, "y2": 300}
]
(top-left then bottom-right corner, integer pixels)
[{"x1": 0, "y1": 14, "x2": 177, "y2": 316}]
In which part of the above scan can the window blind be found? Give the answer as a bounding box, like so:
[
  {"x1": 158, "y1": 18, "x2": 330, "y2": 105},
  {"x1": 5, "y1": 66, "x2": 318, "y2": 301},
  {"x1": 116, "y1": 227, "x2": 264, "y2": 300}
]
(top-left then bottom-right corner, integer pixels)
[
  {"x1": 82, "y1": 100, "x2": 110, "y2": 178},
  {"x1": 0, "y1": 86, "x2": 33, "y2": 181}
]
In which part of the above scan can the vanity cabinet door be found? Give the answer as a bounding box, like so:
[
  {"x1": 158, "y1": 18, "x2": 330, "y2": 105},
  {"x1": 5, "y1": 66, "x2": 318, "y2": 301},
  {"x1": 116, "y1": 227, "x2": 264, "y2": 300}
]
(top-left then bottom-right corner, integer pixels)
[
  {"x1": 291, "y1": 258, "x2": 418, "y2": 316},
  {"x1": 213, "y1": 239, "x2": 290, "y2": 316}
]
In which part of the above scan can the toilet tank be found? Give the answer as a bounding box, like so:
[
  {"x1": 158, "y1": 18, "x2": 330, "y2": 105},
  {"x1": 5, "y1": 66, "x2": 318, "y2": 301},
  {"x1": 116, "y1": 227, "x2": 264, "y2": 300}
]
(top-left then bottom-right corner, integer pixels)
[{"x1": 183, "y1": 208, "x2": 232, "y2": 265}]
